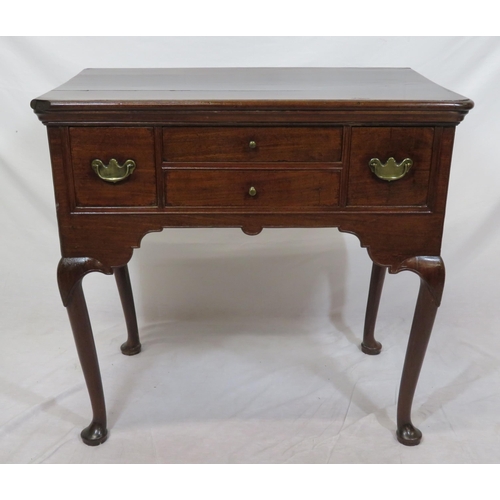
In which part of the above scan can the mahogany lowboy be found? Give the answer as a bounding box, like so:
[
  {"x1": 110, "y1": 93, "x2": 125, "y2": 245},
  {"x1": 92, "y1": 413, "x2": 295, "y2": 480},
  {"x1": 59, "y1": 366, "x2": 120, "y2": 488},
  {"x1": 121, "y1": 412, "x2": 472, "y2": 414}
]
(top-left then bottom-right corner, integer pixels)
[{"x1": 32, "y1": 68, "x2": 473, "y2": 447}]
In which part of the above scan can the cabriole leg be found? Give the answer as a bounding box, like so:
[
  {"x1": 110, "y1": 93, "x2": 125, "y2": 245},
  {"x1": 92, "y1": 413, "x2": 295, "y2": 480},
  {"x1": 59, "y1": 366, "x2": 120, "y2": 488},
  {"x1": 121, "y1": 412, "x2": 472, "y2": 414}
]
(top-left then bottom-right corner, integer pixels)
[
  {"x1": 57, "y1": 257, "x2": 112, "y2": 446},
  {"x1": 395, "y1": 256, "x2": 445, "y2": 446},
  {"x1": 114, "y1": 265, "x2": 141, "y2": 355},
  {"x1": 362, "y1": 262, "x2": 386, "y2": 355}
]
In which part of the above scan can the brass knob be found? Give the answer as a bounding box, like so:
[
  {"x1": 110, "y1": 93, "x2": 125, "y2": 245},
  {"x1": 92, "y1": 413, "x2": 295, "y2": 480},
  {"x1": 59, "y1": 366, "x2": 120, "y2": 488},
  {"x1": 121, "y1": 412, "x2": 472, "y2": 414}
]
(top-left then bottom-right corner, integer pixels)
[
  {"x1": 249, "y1": 140, "x2": 257, "y2": 149},
  {"x1": 248, "y1": 186, "x2": 257, "y2": 197}
]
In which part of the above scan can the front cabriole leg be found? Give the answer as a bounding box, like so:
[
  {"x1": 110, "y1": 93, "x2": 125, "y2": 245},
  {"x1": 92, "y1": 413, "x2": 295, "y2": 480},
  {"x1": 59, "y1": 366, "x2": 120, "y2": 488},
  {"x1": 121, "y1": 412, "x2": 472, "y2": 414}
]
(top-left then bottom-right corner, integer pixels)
[
  {"x1": 394, "y1": 256, "x2": 445, "y2": 446},
  {"x1": 57, "y1": 257, "x2": 113, "y2": 446}
]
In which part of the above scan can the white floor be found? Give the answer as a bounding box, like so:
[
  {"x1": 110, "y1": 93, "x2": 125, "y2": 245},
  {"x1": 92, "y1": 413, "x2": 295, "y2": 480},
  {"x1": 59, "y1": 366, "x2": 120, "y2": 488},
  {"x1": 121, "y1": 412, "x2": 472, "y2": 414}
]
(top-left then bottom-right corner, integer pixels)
[{"x1": 2, "y1": 229, "x2": 500, "y2": 464}]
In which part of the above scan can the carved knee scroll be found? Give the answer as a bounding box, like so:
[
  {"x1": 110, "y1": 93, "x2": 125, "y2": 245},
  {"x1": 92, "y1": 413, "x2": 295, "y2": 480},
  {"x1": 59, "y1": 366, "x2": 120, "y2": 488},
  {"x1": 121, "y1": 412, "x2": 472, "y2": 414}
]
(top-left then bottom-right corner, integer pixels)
[
  {"x1": 57, "y1": 257, "x2": 113, "y2": 306},
  {"x1": 395, "y1": 256, "x2": 445, "y2": 307}
]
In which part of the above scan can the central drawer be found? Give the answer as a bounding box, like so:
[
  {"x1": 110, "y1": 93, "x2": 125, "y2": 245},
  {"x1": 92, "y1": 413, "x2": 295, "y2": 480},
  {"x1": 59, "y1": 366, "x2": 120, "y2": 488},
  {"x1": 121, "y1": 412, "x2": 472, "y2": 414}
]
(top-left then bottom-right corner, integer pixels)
[
  {"x1": 165, "y1": 169, "x2": 341, "y2": 208},
  {"x1": 162, "y1": 126, "x2": 343, "y2": 163}
]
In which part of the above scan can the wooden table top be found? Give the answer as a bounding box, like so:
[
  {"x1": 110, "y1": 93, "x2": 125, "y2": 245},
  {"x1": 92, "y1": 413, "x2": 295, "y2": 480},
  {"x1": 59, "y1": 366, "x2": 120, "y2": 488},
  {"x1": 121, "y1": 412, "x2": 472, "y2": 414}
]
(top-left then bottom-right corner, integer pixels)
[{"x1": 31, "y1": 67, "x2": 473, "y2": 113}]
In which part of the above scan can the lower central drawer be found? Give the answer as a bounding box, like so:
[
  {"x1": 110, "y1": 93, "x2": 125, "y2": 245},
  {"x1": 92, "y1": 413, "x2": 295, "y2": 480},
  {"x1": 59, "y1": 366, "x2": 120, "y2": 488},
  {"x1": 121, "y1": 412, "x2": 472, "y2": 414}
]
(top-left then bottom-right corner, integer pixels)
[{"x1": 165, "y1": 169, "x2": 341, "y2": 208}]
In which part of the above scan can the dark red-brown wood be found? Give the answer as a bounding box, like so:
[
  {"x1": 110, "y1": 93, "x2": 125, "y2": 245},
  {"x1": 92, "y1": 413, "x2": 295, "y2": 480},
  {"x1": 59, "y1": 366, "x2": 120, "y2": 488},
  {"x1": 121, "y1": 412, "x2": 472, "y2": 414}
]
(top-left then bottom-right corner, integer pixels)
[
  {"x1": 362, "y1": 262, "x2": 386, "y2": 355},
  {"x1": 165, "y1": 169, "x2": 341, "y2": 208},
  {"x1": 57, "y1": 257, "x2": 112, "y2": 446},
  {"x1": 114, "y1": 265, "x2": 141, "y2": 356},
  {"x1": 394, "y1": 256, "x2": 445, "y2": 445},
  {"x1": 31, "y1": 68, "x2": 473, "y2": 120},
  {"x1": 162, "y1": 126, "x2": 343, "y2": 163},
  {"x1": 33, "y1": 68, "x2": 473, "y2": 447},
  {"x1": 69, "y1": 127, "x2": 157, "y2": 207},
  {"x1": 348, "y1": 127, "x2": 435, "y2": 207}
]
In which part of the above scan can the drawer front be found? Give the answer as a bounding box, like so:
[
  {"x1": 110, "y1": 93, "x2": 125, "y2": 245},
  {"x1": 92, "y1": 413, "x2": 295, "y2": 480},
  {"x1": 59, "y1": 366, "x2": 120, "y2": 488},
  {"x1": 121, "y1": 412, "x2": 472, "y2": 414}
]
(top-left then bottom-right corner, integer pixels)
[
  {"x1": 162, "y1": 126, "x2": 343, "y2": 163},
  {"x1": 347, "y1": 127, "x2": 435, "y2": 207},
  {"x1": 165, "y1": 170, "x2": 340, "y2": 208},
  {"x1": 69, "y1": 127, "x2": 157, "y2": 207}
]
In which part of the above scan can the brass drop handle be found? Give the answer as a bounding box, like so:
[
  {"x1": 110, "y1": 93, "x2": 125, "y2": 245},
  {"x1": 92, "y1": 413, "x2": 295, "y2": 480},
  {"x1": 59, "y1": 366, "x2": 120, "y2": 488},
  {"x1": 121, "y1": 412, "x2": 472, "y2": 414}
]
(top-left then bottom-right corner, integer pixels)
[
  {"x1": 248, "y1": 186, "x2": 257, "y2": 197},
  {"x1": 369, "y1": 157, "x2": 413, "y2": 182},
  {"x1": 91, "y1": 158, "x2": 136, "y2": 183},
  {"x1": 249, "y1": 140, "x2": 257, "y2": 149}
]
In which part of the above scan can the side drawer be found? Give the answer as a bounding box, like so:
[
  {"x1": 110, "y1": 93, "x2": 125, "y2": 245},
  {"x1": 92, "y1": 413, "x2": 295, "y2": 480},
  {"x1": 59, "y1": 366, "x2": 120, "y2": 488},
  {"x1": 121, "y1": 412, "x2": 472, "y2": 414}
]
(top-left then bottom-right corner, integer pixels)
[
  {"x1": 165, "y1": 169, "x2": 341, "y2": 208},
  {"x1": 347, "y1": 127, "x2": 435, "y2": 207},
  {"x1": 69, "y1": 127, "x2": 157, "y2": 207},
  {"x1": 162, "y1": 126, "x2": 343, "y2": 163}
]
